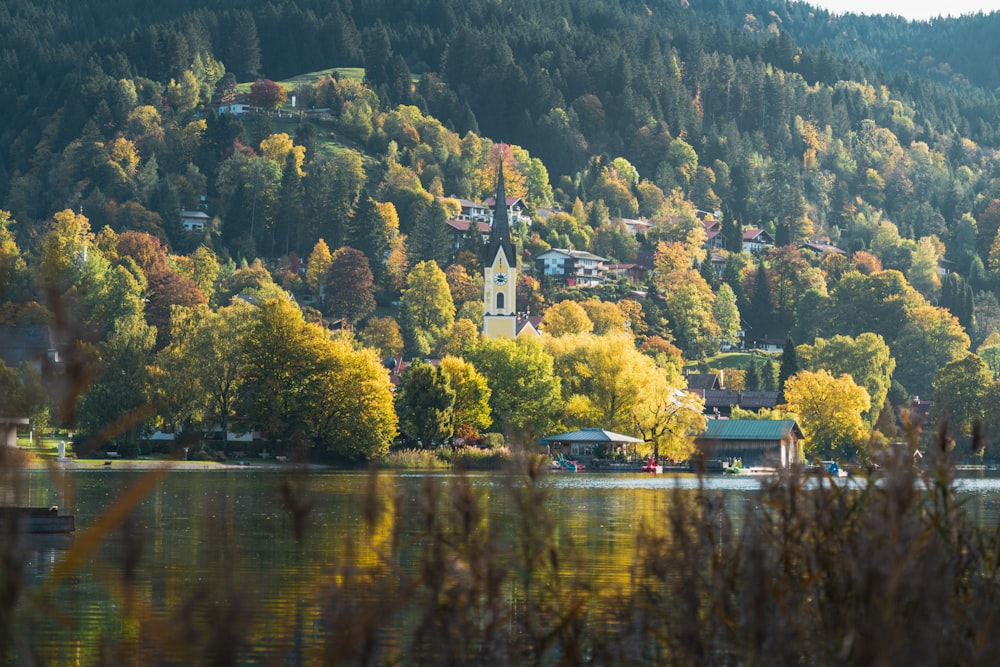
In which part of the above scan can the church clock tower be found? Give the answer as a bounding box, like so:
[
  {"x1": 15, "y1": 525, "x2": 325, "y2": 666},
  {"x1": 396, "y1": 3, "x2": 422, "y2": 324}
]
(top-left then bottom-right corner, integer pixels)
[{"x1": 483, "y1": 163, "x2": 518, "y2": 338}]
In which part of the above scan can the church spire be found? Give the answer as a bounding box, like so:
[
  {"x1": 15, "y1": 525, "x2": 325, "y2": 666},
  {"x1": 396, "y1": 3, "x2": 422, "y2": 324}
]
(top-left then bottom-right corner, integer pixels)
[{"x1": 487, "y1": 161, "x2": 515, "y2": 267}]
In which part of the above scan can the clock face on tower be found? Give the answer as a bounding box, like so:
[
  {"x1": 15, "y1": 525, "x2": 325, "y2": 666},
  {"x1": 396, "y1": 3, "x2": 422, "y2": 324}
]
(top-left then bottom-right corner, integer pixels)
[{"x1": 494, "y1": 273, "x2": 508, "y2": 285}]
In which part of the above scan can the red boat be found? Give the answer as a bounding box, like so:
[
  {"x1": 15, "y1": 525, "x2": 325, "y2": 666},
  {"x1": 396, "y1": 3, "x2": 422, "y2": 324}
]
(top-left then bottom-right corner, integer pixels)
[{"x1": 641, "y1": 457, "x2": 662, "y2": 474}]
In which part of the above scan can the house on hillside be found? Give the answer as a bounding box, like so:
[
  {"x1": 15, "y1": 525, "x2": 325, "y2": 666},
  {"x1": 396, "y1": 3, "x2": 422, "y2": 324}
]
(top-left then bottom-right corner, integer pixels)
[
  {"x1": 535, "y1": 248, "x2": 608, "y2": 286},
  {"x1": 445, "y1": 218, "x2": 491, "y2": 250},
  {"x1": 604, "y1": 263, "x2": 646, "y2": 284},
  {"x1": 742, "y1": 228, "x2": 775, "y2": 253},
  {"x1": 703, "y1": 219, "x2": 727, "y2": 250},
  {"x1": 800, "y1": 241, "x2": 845, "y2": 257},
  {"x1": 614, "y1": 217, "x2": 653, "y2": 237},
  {"x1": 451, "y1": 197, "x2": 492, "y2": 223},
  {"x1": 696, "y1": 419, "x2": 803, "y2": 468},
  {"x1": 181, "y1": 209, "x2": 211, "y2": 233},
  {"x1": 484, "y1": 195, "x2": 530, "y2": 226}
]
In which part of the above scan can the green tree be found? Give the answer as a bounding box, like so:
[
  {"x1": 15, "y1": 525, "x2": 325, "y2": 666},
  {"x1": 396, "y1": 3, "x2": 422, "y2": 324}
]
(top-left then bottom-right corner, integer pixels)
[
  {"x1": 400, "y1": 261, "x2": 455, "y2": 356},
  {"x1": 713, "y1": 284, "x2": 741, "y2": 347},
  {"x1": 440, "y1": 356, "x2": 492, "y2": 441},
  {"x1": 931, "y1": 354, "x2": 993, "y2": 439},
  {"x1": 396, "y1": 361, "x2": 455, "y2": 447},
  {"x1": 469, "y1": 336, "x2": 561, "y2": 440},
  {"x1": 156, "y1": 303, "x2": 250, "y2": 455},
  {"x1": 894, "y1": 305, "x2": 970, "y2": 399}
]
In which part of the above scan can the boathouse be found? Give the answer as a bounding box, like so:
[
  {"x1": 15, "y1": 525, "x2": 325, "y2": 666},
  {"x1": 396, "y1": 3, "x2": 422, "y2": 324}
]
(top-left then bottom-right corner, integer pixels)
[
  {"x1": 695, "y1": 419, "x2": 803, "y2": 468},
  {"x1": 539, "y1": 428, "x2": 645, "y2": 463}
]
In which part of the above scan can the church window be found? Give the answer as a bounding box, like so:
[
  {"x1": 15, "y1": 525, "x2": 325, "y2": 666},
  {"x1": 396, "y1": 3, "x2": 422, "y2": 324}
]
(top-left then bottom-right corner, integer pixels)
[{"x1": 496, "y1": 292, "x2": 505, "y2": 311}]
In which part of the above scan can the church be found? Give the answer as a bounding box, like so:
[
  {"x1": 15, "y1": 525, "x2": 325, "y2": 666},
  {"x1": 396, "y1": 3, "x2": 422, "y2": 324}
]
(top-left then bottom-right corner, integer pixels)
[{"x1": 482, "y1": 163, "x2": 541, "y2": 339}]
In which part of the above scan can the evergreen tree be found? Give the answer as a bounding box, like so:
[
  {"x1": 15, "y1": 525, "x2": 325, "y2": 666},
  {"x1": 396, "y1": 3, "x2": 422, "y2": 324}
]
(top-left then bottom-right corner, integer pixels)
[
  {"x1": 408, "y1": 199, "x2": 452, "y2": 267},
  {"x1": 778, "y1": 335, "x2": 798, "y2": 403},
  {"x1": 345, "y1": 191, "x2": 389, "y2": 281}
]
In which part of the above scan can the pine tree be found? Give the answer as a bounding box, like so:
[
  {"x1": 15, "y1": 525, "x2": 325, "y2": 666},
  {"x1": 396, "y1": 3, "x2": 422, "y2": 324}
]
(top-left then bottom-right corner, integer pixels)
[
  {"x1": 345, "y1": 191, "x2": 389, "y2": 281},
  {"x1": 777, "y1": 335, "x2": 798, "y2": 403}
]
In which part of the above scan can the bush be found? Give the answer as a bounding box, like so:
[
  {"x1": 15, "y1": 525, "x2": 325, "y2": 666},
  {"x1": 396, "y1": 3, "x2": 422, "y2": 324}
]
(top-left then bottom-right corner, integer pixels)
[
  {"x1": 439, "y1": 445, "x2": 511, "y2": 469},
  {"x1": 478, "y1": 432, "x2": 506, "y2": 449},
  {"x1": 376, "y1": 448, "x2": 448, "y2": 469}
]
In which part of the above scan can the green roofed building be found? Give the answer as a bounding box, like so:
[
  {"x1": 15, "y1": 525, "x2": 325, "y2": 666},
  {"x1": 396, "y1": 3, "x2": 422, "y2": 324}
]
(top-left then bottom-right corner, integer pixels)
[
  {"x1": 540, "y1": 428, "x2": 644, "y2": 461},
  {"x1": 695, "y1": 420, "x2": 803, "y2": 468}
]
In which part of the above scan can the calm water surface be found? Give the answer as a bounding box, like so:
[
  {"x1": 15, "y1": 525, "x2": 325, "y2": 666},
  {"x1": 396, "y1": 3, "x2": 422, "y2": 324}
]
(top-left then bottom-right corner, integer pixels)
[{"x1": 9, "y1": 468, "x2": 1000, "y2": 664}]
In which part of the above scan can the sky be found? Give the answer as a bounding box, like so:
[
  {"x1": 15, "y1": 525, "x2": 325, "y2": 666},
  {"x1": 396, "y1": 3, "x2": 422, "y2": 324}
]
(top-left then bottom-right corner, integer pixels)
[{"x1": 808, "y1": 0, "x2": 1000, "y2": 20}]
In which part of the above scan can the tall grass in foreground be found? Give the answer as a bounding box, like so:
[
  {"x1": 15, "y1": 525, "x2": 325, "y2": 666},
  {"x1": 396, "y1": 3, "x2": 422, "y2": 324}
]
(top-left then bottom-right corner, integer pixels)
[{"x1": 5, "y1": 428, "x2": 1000, "y2": 664}]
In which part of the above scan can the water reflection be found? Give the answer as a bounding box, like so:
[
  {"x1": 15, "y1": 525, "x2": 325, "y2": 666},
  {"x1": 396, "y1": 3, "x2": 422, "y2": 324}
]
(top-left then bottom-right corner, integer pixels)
[{"x1": 9, "y1": 468, "x2": 1000, "y2": 663}]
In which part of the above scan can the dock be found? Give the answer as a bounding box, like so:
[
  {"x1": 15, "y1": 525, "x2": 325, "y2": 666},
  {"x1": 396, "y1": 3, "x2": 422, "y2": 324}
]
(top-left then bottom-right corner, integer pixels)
[{"x1": 0, "y1": 507, "x2": 75, "y2": 534}]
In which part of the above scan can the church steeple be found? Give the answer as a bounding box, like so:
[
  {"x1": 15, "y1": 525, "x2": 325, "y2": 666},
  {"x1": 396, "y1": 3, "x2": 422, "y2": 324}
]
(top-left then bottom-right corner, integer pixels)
[
  {"x1": 487, "y1": 162, "x2": 515, "y2": 268},
  {"x1": 482, "y1": 158, "x2": 519, "y2": 339}
]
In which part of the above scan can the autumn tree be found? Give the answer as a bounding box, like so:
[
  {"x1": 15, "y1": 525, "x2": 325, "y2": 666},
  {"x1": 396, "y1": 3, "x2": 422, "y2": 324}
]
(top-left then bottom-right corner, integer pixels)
[
  {"x1": 326, "y1": 247, "x2": 375, "y2": 327},
  {"x1": 156, "y1": 303, "x2": 250, "y2": 454},
  {"x1": 797, "y1": 333, "x2": 896, "y2": 427},
  {"x1": 359, "y1": 316, "x2": 404, "y2": 359},
  {"x1": 306, "y1": 239, "x2": 333, "y2": 306},
  {"x1": 783, "y1": 369, "x2": 871, "y2": 460},
  {"x1": 543, "y1": 300, "x2": 593, "y2": 337},
  {"x1": 249, "y1": 79, "x2": 288, "y2": 110}
]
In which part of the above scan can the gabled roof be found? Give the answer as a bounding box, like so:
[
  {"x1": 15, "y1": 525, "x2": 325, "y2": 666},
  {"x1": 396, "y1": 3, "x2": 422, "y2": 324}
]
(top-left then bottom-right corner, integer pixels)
[
  {"x1": 536, "y1": 248, "x2": 607, "y2": 262},
  {"x1": 446, "y1": 219, "x2": 492, "y2": 233},
  {"x1": 516, "y1": 314, "x2": 543, "y2": 337},
  {"x1": 699, "y1": 419, "x2": 802, "y2": 441},
  {"x1": 743, "y1": 228, "x2": 774, "y2": 243},
  {"x1": 540, "y1": 427, "x2": 644, "y2": 444}
]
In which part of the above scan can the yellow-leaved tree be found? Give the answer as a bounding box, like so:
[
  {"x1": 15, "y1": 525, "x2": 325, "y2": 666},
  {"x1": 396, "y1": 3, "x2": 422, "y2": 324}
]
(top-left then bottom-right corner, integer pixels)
[{"x1": 783, "y1": 370, "x2": 870, "y2": 460}]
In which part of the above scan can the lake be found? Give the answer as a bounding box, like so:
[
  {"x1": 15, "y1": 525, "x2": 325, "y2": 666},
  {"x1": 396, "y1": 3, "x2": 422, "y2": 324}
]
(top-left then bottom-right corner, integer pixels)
[{"x1": 8, "y1": 466, "x2": 1000, "y2": 664}]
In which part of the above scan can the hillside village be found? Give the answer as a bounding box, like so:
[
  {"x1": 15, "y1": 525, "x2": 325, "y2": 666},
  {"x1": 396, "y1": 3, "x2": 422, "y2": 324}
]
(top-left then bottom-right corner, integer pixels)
[{"x1": 5, "y1": 0, "x2": 1000, "y2": 466}]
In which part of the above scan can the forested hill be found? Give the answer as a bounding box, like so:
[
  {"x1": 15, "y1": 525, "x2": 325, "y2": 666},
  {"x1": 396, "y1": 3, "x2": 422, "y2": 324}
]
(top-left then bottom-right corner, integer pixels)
[{"x1": 8, "y1": 0, "x2": 1000, "y2": 446}]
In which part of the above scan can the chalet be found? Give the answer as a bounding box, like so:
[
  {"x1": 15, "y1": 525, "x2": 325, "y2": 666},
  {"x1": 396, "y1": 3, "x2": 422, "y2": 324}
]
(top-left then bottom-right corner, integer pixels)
[
  {"x1": 742, "y1": 228, "x2": 775, "y2": 253},
  {"x1": 214, "y1": 93, "x2": 252, "y2": 116},
  {"x1": 484, "y1": 195, "x2": 530, "y2": 226},
  {"x1": 614, "y1": 217, "x2": 653, "y2": 237},
  {"x1": 938, "y1": 258, "x2": 956, "y2": 276},
  {"x1": 708, "y1": 251, "x2": 727, "y2": 278},
  {"x1": 604, "y1": 263, "x2": 647, "y2": 284},
  {"x1": 800, "y1": 241, "x2": 845, "y2": 257},
  {"x1": 450, "y1": 197, "x2": 492, "y2": 223},
  {"x1": 181, "y1": 209, "x2": 210, "y2": 233},
  {"x1": 445, "y1": 218, "x2": 491, "y2": 250},
  {"x1": 696, "y1": 419, "x2": 803, "y2": 468},
  {"x1": 703, "y1": 219, "x2": 727, "y2": 250},
  {"x1": 535, "y1": 248, "x2": 608, "y2": 286}
]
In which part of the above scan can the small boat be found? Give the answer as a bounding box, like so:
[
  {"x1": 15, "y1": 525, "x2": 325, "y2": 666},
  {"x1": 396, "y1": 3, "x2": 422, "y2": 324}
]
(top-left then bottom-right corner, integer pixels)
[
  {"x1": 641, "y1": 457, "x2": 662, "y2": 474},
  {"x1": 0, "y1": 507, "x2": 75, "y2": 534},
  {"x1": 551, "y1": 454, "x2": 586, "y2": 471}
]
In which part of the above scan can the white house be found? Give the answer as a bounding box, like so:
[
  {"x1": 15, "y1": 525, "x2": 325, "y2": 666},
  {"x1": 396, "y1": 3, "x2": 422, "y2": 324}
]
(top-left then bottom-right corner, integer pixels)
[
  {"x1": 181, "y1": 210, "x2": 211, "y2": 233},
  {"x1": 535, "y1": 248, "x2": 609, "y2": 286}
]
